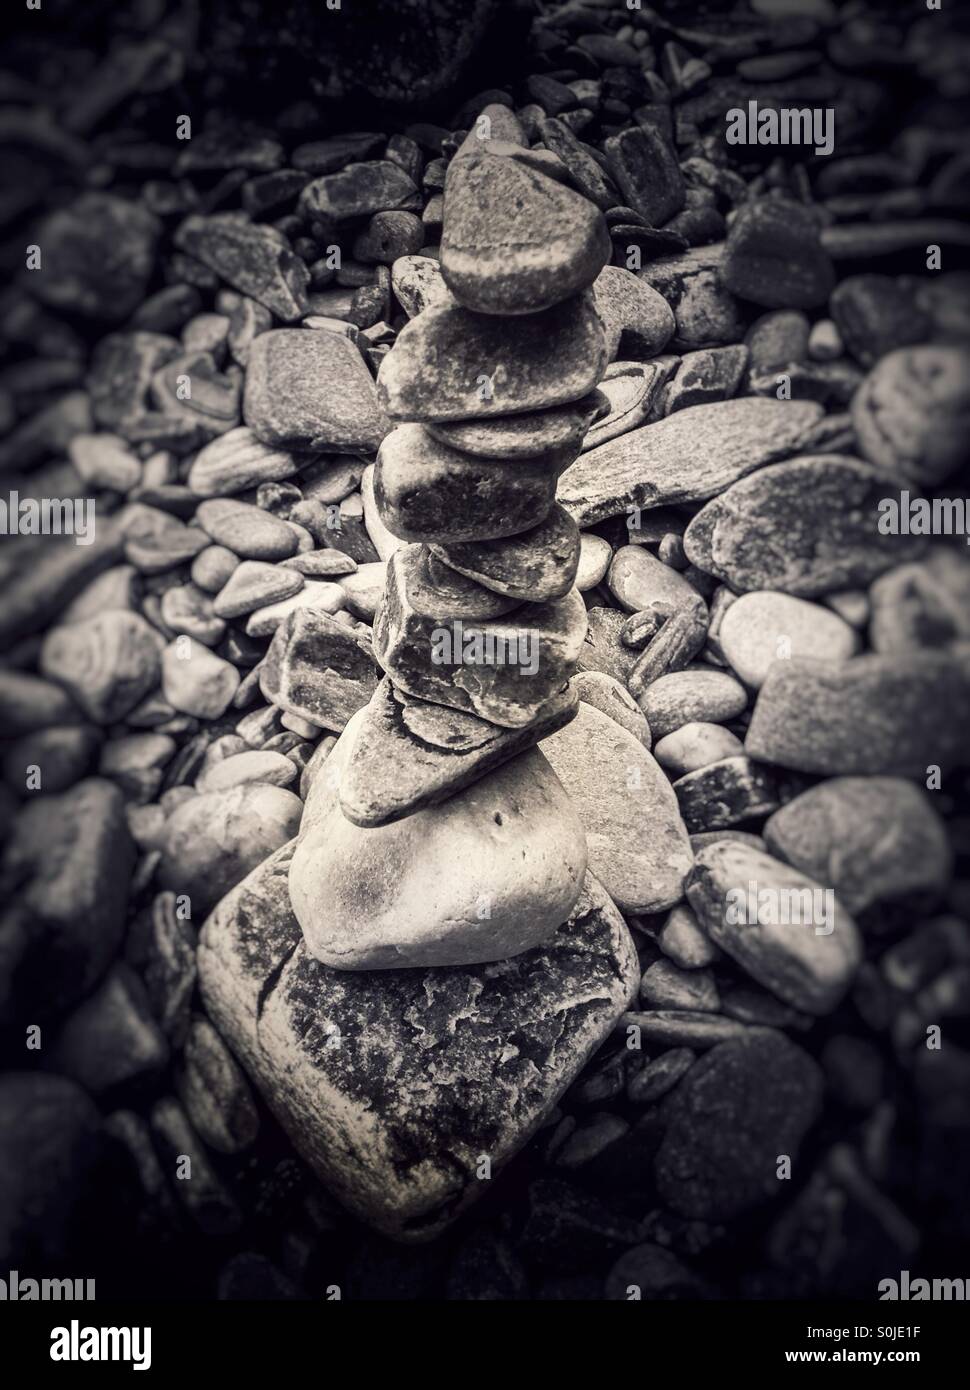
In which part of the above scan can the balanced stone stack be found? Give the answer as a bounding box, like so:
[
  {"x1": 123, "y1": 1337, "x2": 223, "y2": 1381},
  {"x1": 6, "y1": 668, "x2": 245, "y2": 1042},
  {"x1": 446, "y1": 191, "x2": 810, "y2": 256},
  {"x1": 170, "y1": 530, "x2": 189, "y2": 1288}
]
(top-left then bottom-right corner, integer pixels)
[{"x1": 286, "y1": 108, "x2": 616, "y2": 972}]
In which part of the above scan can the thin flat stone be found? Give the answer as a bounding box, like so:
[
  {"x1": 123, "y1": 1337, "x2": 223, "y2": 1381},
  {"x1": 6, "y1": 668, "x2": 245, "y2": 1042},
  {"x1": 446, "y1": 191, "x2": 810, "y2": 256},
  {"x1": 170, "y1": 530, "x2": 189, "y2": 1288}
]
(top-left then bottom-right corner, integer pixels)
[
  {"x1": 174, "y1": 214, "x2": 309, "y2": 321},
  {"x1": 212, "y1": 561, "x2": 304, "y2": 619},
  {"x1": 559, "y1": 398, "x2": 823, "y2": 527},
  {"x1": 426, "y1": 391, "x2": 607, "y2": 460},
  {"x1": 429, "y1": 505, "x2": 580, "y2": 602},
  {"x1": 259, "y1": 608, "x2": 380, "y2": 733},
  {"x1": 745, "y1": 651, "x2": 970, "y2": 776},
  {"x1": 377, "y1": 292, "x2": 607, "y2": 422},
  {"x1": 581, "y1": 361, "x2": 672, "y2": 451},
  {"x1": 339, "y1": 677, "x2": 579, "y2": 826},
  {"x1": 683, "y1": 456, "x2": 927, "y2": 597},
  {"x1": 188, "y1": 427, "x2": 298, "y2": 497},
  {"x1": 198, "y1": 848, "x2": 637, "y2": 1240}
]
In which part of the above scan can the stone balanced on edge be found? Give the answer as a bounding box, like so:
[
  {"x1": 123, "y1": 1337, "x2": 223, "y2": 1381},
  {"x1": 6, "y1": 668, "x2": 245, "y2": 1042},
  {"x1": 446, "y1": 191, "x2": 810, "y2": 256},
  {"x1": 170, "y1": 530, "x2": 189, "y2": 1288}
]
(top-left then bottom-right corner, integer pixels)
[{"x1": 199, "y1": 107, "x2": 640, "y2": 1238}]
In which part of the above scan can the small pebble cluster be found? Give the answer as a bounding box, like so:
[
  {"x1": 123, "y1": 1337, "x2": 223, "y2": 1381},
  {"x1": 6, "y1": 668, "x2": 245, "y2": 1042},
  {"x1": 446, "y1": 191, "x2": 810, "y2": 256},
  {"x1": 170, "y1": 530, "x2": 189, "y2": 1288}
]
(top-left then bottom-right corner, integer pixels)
[{"x1": 1, "y1": 0, "x2": 969, "y2": 1301}]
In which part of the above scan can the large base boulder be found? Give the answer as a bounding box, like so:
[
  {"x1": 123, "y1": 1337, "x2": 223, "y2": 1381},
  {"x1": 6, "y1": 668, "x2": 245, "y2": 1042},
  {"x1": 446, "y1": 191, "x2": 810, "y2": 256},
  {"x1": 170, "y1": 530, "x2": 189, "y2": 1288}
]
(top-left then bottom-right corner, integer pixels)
[{"x1": 199, "y1": 844, "x2": 638, "y2": 1241}]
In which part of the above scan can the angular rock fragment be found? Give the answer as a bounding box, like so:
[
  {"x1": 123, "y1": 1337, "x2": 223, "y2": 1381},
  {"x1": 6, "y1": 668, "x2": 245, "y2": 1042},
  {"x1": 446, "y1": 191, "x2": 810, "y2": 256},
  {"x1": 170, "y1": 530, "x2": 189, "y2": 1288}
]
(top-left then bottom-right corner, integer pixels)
[
  {"x1": 260, "y1": 608, "x2": 381, "y2": 732},
  {"x1": 174, "y1": 213, "x2": 309, "y2": 321},
  {"x1": 673, "y1": 755, "x2": 779, "y2": 833},
  {"x1": 199, "y1": 845, "x2": 637, "y2": 1239}
]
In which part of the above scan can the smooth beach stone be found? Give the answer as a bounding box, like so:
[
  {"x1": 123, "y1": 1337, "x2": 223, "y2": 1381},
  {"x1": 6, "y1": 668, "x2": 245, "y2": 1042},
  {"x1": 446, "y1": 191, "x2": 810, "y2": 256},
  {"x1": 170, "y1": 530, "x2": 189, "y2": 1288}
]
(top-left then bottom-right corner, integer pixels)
[
  {"x1": 439, "y1": 146, "x2": 610, "y2": 315},
  {"x1": 426, "y1": 392, "x2": 606, "y2": 460},
  {"x1": 829, "y1": 275, "x2": 930, "y2": 368},
  {"x1": 375, "y1": 424, "x2": 566, "y2": 543},
  {"x1": 160, "y1": 783, "x2": 303, "y2": 915},
  {"x1": 575, "y1": 533, "x2": 612, "y2": 591},
  {"x1": 374, "y1": 547, "x2": 588, "y2": 729},
  {"x1": 429, "y1": 505, "x2": 580, "y2": 602},
  {"x1": 196, "y1": 749, "x2": 298, "y2": 793},
  {"x1": 290, "y1": 715, "x2": 588, "y2": 969},
  {"x1": 851, "y1": 345, "x2": 970, "y2": 488},
  {"x1": 212, "y1": 560, "x2": 304, "y2": 619},
  {"x1": 654, "y1": 1033, "x2": 824, "y2": 1222},
  {"x1": 745, "y1": 651, "x2": 970, "y2": 777},
  {"x1": 558, "y1": 398, "x2": 822, "y2": 528},
  {"x1": 339, "y1": 678, "x2": 578, "y2": 826},
  {"x1": 673, "y1": 756, "x2": 779, "y2": 834},
  {"x1": 243, "y1": 328, "x2": 388, "y2": 454},
  {"x1": 603, "y1": 125, "x2": 685, "y2": 227},
  {"x1": 686, "y1": 842, "x2": 863, "y2": 1016},
  {"x1": 571, "y1": 672, "x2": 651, "y2": 747},
  {"x1": 718, "y1": 592, "x2": 860, "y2": 688},
  {"x1": 245, "y1": 580, "x2": 346, "y2": 637},
  {"x1": 764, "y1": 777, "x2": 953, "y2": 915},
  {"x1": 720, "y1": 199, "x2": 835, "y2": 309},
  {"x1": 196, "y1": 498, "x2": 299, "y2": 560},
  {"x1": 159, "y1": 584, "x2": 226, "y2": 647},
  {"x1": 654, "y1": 722, "x2": 744, "y2": 776},
  {"x1": 192, "y1": 545, "x2": 240, "y2": 593},
  {"x1": 659, "y1": 903, "x2": 721, "y2": 970},
  {"x1": 161, "y1": 638, "x2": 240, "y2": 719},
  {"x1": 868, "y1": 555, "x2": 970, "y2": 655},
  {"x1": 260, "y1": 608, "x2": 380, "y2": 733},
  {"x1": 188, "y1": 427, "x2": 298, "y2": 497},
  {"x1": 360, "y1": 464, "x2": 401, "y2": 562},
  {"x1": 40, "y1": 611, "x2": 161, "y2": 724},
  {"x1": 198, "y1": 845, "x2": 637, "y2": 1240},
  {"x1": 390, "y1": 254, "x2": 455, "y2": 317},
  {"x1": 683, "y1": 456, "x2": 926, "y2": 598},
  {"x1": 607, "y1": 545, "x2": 698, "y2": 615},
  {"x1": 640, "y1": 669, "x2": 748, "y2": 739},
  {"x1": 541, "y1": 703, "x2": 692, "y2": 914},
  {"x1": 377, "y1": 292, "x2": 607, "y2": 422},
  {"x1": 0, "y1": 670, "x2": 82, "y2": 736},
  {"x1": 640, "y1": 959, "x2": 719, "y2": 1014},
  {"x1": 336, "y1": 561, "x2": 385, "y2": 623},
  {"x1": 395, "y1": 546, "x2": 521, "y2": 620},
  {"x1": 593, "y1": 265, "x2": 676, "y2": 361}
]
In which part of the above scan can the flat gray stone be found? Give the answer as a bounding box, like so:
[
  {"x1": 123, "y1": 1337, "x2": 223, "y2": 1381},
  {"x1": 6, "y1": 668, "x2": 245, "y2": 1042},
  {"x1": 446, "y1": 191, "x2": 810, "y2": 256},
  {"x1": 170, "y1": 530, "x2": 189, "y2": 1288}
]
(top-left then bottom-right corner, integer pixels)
[
  {"x1": 593, "y1": 265, "x2": 675, "y2": 361},
  {"x1": 429, "y1": 505, "x2": 580, "y2": 602},
  {"x1": 174, "y1": 213, "x2": 309, "y2": 321},
  {"x1": 683, "y1": 456, "x2": 926, "y2": 597},
  {"x1": 641, "y1": 669, "x2": 748, "y2": 740},
  {"x1": 377, "y1": 293, "x2": 607, "y2": 422},
  {"x1": 745, "y1": 650, "x2": 970, "y2": 776},
  {"x1": 559, "y1": 398, "x2": 823, "y2": 528},
  {"x1": 427, "y1": 392, "x2": 606, "y2": 460},
  {"x1": 199, "y1": 847, "x2": 638, "y2": 1240}
]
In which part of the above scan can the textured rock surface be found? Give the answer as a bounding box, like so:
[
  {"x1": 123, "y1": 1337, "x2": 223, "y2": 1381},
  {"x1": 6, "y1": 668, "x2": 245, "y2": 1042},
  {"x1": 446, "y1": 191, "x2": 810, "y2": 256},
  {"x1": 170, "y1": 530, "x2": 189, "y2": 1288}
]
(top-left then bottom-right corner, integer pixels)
[{"x1": 200, "y1": 845, "x2": 637, "y2": 1239}]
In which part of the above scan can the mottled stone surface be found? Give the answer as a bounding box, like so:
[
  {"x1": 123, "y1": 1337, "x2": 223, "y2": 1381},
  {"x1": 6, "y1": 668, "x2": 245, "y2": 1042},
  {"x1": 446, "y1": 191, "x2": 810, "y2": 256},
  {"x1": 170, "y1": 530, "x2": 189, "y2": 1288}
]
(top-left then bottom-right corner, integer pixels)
[
  {"x1": 852, "y1": 345, "x2": 970, "y2": 488},
  {"x1": 674, "y1": 755, "x2": 779, "y2": 833},
  {"x1": 375, "y1": 423, "x2": 565, "y2": 542},
  {"x1": 377, "y1": 294, "x2": 607, "y2": 422},
  {"x1": 340, "y1": 677, "x2": 579, "y2": 826},
  {"x1": 427, "y1": 392, "x2": 605, "y2": 460},
  {"x1": 440, "y1": 147, "x2": 609, "y2": 314},
  {"x1": 200, "y1": 845, "x2": 637, "y2": 1239},
  {"x1": 683, "y1": 456, "x2": 926, "y2": 597},
  {"x1": 559, "y1": 398, "x2": 822, "y2": 527},
  {"x1": 374, "y1": 547, "x2": 587, "y2": 728},
  {"x1": 686, "y1": 842, "x2": 862, "y2": 1016},
  {"x1": 764, "y1": 777, "x2": 952, "y2": 915},
  {"x1": 260, "y1": 608, "x2": 381, "y2": 732},
  {"x1": 745, "y1": 651, "x2": 970, "y2": 776},
  {"x1": 430, "y1": 505, "x2": 580, "y2": 602}
]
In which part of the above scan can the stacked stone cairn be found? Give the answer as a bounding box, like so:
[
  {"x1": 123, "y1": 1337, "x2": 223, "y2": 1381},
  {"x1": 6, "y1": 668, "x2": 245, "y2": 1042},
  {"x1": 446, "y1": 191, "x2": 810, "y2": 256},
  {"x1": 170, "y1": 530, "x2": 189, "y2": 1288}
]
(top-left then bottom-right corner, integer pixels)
[{"x1": 287, "y1": 107, "x2": 615, "y2": 970}]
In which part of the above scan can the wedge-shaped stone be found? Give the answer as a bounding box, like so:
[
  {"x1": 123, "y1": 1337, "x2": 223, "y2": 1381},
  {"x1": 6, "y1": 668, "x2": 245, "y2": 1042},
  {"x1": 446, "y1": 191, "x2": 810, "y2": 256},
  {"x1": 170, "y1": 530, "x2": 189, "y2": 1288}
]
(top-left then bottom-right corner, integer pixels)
[
  {"x1": 558, "y1": 397, "x2": 822, "y2": 528},
  {"x1": 259, "y1": 607, "x2": 380, "y2": 732},
  {"x1": 377, "y1": 293, "x2": 607, "y2": 422},
  {"x1": 374, "y1": 547, "x2": 588, "y2": 728},
  {"x1": 340, "y1": 677, "x2": 579, "y2": 826},
  {"x1": 375, "y1": 423, "x2": 566, "y2": 543},
  {"x1": 430, "y1": 505, "x2": 580, "y2": 602},
  {"x1": 199, "y1": 845, "x2": 637, "y2": 1240},
  {"x1": 426, "y1": 391, "x2": 607, "y2": 460},
  {"x1": 440, "y1": 147, "x2": 610, "y2": 315},
  {"x1": 291, "y1": 709, "x2": 588, "y2": 969}
]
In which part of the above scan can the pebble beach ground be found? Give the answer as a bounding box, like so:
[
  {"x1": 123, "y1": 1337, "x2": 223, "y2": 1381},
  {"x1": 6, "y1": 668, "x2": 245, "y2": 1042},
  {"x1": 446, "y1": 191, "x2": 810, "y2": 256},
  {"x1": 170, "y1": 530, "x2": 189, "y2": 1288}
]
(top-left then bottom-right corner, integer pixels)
[{"x1": 1, "y1": 0, "x2": 969, "y2": 1301}]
